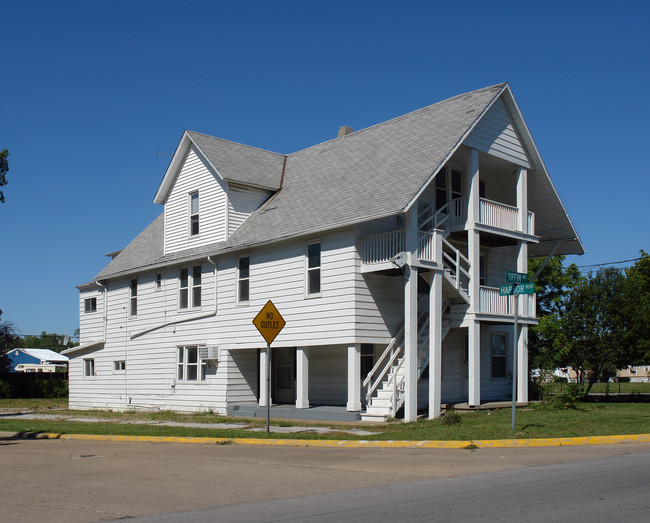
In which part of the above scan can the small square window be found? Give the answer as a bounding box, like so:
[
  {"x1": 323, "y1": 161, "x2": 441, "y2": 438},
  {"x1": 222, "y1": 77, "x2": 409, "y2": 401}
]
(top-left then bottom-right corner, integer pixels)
[
  {"x1": 113, "y1": 360, "x2": 126, "y2": 372},
  {"x1": 84, "y1": 297, "x2": 97, "y2": 313}
]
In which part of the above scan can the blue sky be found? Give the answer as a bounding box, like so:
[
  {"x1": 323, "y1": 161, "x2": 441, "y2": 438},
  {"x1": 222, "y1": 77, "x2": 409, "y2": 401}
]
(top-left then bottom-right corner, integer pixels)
[{"x1": 1, "y1": 1, "x2": 648, "y2": 337}]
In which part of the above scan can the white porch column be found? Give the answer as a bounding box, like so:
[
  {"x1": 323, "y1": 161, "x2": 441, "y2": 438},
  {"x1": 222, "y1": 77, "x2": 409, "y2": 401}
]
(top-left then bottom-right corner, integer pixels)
[
  {"x1": 468, "y1": 321, "x2": 481, "y2": 407},
  {"x1": 428, "y1": 234, "x2": 443, "y2": 418},
  {"x1": 467, "y1": 148, "x2": 480, "y2": 226},
  {"x1": 516, "y1": 167, "x2": 528, "y2": 233},
  {"x1": 517, "y1": 240, "x2": 529, "y2": 403},
  {"x1": 259, "y1": 349, "x2": 270, "y2": 407},
  {"x1": 404, "y1": 208, "x2": 419, "y2": 422},
  {"x1": 467, "y1": 148, "x2": 482, "y2": 408},
  {"x1": 296, "y1": 347, "x2": 309, "y2": 409},
  {"x1": 517, "y1": 327, "x2": 528, "y2": 403},
  {"x1": 347, "y1": 343, "x2": 361, "y2": 412}
]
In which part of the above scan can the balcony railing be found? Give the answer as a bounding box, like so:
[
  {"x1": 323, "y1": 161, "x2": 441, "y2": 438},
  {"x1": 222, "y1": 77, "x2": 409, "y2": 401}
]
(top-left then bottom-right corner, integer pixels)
[
  {"x1": 479, "y1": 198, "x2": 535, "y2": 235},
  {"x1": 479, "y1": 286, "x2": 536, "y2": 318},
  {"x1": 361, "y1": 229, "x2": 405, "y2": 265}
]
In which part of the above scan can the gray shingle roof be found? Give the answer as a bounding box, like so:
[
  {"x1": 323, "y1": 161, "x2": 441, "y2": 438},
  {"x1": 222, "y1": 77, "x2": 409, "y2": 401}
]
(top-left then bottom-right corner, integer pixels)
[
  {"x1": 92, "y1": 84, "x2": 516, "y2": 281},
  {"x1": 187, "y1": 131, "x2": 285, "y2": 190}
]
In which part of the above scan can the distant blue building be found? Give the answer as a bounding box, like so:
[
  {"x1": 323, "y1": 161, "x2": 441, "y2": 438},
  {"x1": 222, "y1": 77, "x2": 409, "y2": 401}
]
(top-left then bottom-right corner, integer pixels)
[{"x1": 6, "y1": 348, "x2": 69, "y2": 372}]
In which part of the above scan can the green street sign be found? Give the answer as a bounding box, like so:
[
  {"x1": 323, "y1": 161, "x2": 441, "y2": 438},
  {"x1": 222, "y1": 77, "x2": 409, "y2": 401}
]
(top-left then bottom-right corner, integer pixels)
[
  {"x1": 505, "y1": 271, "x2": 529, "y2": 283},
  {"x1": 499, "y1": 282, "x2": 535, "y2": 296}
]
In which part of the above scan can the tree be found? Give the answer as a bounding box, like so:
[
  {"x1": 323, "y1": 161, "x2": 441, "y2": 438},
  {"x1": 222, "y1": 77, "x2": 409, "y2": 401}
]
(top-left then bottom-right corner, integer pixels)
[
  {"x1": 623, "y1": 250, "x2": 650, "y2": 363},
  {"x1": 0, "y1": 148, "x2": 8, "y2": 203},
  {"x1": 527, "y1": 256, "x2": 584, "y2": 369},
  {"x1": 9, "y1": 331, "x2": 73, "y2": 353},
  {"x1": 550, "y1": 267, "x2": 645, "y2": 395},
  {"x1": 0, "y1": 309, "x2": 16, "y2": 376}
]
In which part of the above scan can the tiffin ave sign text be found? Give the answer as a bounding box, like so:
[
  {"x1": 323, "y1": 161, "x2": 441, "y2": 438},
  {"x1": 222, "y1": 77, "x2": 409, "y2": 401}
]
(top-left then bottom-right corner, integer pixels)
[{"x1": 252, "y1": 300, "x2": 286, "y2": 345}]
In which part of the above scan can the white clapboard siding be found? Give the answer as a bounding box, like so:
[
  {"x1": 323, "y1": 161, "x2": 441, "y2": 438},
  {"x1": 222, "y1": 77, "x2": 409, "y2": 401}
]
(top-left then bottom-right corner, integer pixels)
[
  {"x1": 464, "y1": 98, "x2": 531, "y2": 169},
  {"x1": 481, "y1": 326, "x2": 514, "y2": 401},
  {"x1": 308, "y1": 346, "x2": 348, "y2": 406},
  {"x1": 164, "y1": 146, "x2": 228, "y2": 254},
  {"x1": 210, "y1": 230, "x2": 359, "y2": 348},
  {"x1": 225, "y1": 349, "x2": 258, "y2": 404},
  {"x1": 79, "y1": 288, "x2": 104, "y2": 343},
  {"x1": 70, "y1": 230, "x2": 371, "y2": 411},
  {"x1": 228, "y1": 183, "x2": 272, "y2": 236}
]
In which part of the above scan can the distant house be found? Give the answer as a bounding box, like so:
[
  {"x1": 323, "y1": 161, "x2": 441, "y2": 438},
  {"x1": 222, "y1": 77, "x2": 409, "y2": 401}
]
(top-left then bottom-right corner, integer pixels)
[
  {"x1": 7, "y1": 348, "x2": 69, "y2": 372},
  {"x1": 64, "y1": 83, "x2": 583, "y2": 420},
  {"x1": 618, "y1": 366, "x2": 650, "y2": 383}
]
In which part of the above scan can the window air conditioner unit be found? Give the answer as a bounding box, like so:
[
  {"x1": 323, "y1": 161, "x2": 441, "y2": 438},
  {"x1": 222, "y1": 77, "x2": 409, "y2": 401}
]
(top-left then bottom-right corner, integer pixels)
[{"x1": 207, "y1": 346, "x2": 220, "y2": 361}]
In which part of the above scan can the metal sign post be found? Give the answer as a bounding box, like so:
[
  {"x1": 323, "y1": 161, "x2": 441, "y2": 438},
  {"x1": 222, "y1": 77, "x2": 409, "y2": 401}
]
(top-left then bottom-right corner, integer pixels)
[
  {"x1": 266, "y1": 343, "x2": 271, "y2": 434},
  {"x1": 252, "y1": 300, "x2": 286, "y2": 435},
  {"x1": 512, "y1": 293, "x2": 518, "y2": 432},
  {"x1": 502, "y1": 271, "x2": 533, "y2": 432}
]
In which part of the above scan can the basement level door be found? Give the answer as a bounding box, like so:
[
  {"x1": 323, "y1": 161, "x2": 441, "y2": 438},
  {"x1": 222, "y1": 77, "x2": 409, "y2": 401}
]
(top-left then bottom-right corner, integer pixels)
[{"x1": 273, "y1": 347, "x2": 296, "y2": 404}]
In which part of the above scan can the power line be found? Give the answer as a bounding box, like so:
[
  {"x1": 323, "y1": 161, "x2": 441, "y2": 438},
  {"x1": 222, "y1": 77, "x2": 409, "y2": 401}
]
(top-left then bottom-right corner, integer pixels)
[{"x1": 576, "y1": 257, "x2": 643, "y2": 270}]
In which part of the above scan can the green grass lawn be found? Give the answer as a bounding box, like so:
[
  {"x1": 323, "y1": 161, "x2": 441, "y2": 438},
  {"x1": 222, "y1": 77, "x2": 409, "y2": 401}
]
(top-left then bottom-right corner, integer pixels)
[{"x1": 1, "y1": 399, "x2": 648, "y2": 441}]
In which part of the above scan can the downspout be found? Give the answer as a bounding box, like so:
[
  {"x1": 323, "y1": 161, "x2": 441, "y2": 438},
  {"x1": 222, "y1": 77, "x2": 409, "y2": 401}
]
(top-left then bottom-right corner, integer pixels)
[{"x1": 95, "y1": 281, "x2": 108, "y2": 342}]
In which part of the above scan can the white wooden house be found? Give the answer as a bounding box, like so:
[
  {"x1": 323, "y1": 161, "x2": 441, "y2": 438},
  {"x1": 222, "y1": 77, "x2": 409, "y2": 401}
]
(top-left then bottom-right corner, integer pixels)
[{"x1": 64, "y1": 83, "x2": 583, "y2": 421}]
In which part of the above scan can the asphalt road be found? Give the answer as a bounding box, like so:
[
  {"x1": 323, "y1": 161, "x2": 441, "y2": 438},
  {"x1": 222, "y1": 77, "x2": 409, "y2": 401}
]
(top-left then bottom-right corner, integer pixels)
[
  {"x1": 1, "y1": 434, "x2": 648, "y2": 522},
  {"x1": 133, "y1": 451, "x2": 650, "y2": 522}
]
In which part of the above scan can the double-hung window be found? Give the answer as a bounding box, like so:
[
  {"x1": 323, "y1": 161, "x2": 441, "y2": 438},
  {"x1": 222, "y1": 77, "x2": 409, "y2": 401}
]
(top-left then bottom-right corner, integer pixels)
[
  {"x1": 491, "y1": 334, "x2": 507, "y2": 378},
  {"x1": 84, "y1": 297, "x2": 97, "y2": 313},
  {"x1": 130, "y1": 279, "x2": 137, "y2": 316},
  {"x1": 179, "y1": 265, "x2": 202, "y2": 309},
  {"x1": 306, "y1": 241, "x2": 321, "y2": 296},
  {"x1": 238, "y1": 256, "x2": 250, "y2": 303},
  {"x1": 177, "y1": 346, "x2": 206, "y2": 382},
  {"x1": 189, "y1": 192, "x2": 199, "y2": 236},
  {"x1": 83, "y1": 358, "x2": 95, "y2": 377}
]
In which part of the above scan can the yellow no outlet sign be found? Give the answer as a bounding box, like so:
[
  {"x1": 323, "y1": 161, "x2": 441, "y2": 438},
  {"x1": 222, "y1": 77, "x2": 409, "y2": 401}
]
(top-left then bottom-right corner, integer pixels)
[{"x1": 252, "y1": 300, "x2": 286, "y2": 345}]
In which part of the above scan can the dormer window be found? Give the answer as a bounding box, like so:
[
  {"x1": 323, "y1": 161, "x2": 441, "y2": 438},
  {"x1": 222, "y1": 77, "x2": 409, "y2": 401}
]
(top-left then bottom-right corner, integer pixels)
[{"x1": 189, "y1": 191, "x2": 199, "y2": 236}]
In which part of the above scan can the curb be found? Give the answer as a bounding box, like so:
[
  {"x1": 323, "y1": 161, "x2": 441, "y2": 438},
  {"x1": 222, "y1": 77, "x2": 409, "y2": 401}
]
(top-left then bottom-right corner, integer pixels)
[{"x1": 10, "y1": 432, "x2": 650, "y2": 449}]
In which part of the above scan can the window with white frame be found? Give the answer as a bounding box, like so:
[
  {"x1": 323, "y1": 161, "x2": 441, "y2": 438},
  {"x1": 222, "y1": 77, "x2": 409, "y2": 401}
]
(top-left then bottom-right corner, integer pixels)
[
  {"x1": 84, "y1": 297, "x2": 97, "y2": 313},
  {"x1": 130, "y1": 279, "x2": 138, "y2": 316},
  {"x1": 83, "y1": 358, "x2": 95, "y2": 377},
  {"x1": 177, "y1": 346, "x2": 206, "y2": 382},
  {"x1": 155, "y1": 273, "x2": 162, "y2": 291},
  {"x1": 237, "y1": 256, "x2": 250, "y2": 303},
  {"x1": 179, "y1": 265, "x2": 202, "y2": 309},
  {"x1": 491, "y1": 333, "x2": 507, "y2": 378},
  {"x1": 189, "y1": 191, "x2": 199, "y2": 236},
  {"x1": 306, "y1": 241, "x2": 321, "y2": 295},
  {"x1": 113, "y1": 360, "x2": 126, "y2": 372}
]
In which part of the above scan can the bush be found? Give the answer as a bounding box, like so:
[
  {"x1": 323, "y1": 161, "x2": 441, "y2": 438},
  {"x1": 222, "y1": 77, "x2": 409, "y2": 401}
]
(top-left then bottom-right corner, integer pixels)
[
  {"x1": 441, "y1": 411, "x2": 462, "y2": 425},
  {"x1": 0, "y1": 375, "x2": 68, "y2": 399},
  {"x1": 535, "y1": 384, "x2": 582, "y2": 411}
]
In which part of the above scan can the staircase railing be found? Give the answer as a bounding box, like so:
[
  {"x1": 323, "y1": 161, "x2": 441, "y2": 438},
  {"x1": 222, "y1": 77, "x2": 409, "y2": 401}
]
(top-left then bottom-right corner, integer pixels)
[
  {"x1": 363, "y1": 327, "x2": 404, "y2": 406},
  {"x1": 419, "y1": 198, "x2": 467, "y2": 232},
  {"x1": 441, "y1": 237, "x2": 471, "y2": 294}
]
